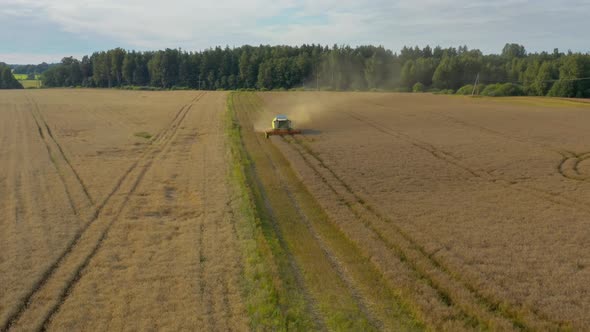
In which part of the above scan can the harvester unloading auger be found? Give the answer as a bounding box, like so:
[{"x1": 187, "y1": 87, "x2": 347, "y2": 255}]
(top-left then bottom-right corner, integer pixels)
[{"x1": 265, "y1": 114, "x2": 302, "y2": 138}]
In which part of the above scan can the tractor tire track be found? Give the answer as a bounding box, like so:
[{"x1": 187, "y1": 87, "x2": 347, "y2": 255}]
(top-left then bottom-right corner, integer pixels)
[
  {"x1": 274, "y1": 138, "x2": 382, "y2": 330},
  {"x1": 558, "y1": 151, "x2": 590, "y2": 181},
  {"x1": 424, "y1": 111, "x2": 590, "y2": 183},
  {"x1": 294, "y1": 111, "x2": 567, "y2": 330},
  {"x1": 196, "y1": 119, "x2": 216, "y2": 331},
  {"x1": 40, "y1": 93, "x2": 207, "y2": 331},
  {"x1": 26, "y1": 95, "x2": 94, "y2": 206},
  {"x1": 25, "y1": 96, "x2": 82, "y2": 216},
  {"x1": 364, "y1": 99, "x2": 590, "y2": 184},
  {"x1": 346, "y1": 110, "x2": 590, "y2": 215},
  {"x1": 245, "y1": 99, "x2": 379, "y2": 325},
  {"x1": 197, "y1": 94, "x2": 247, "y2": 331},
  {"x1": 2, "y1": 93, "x2": 205, "y2": 332},
  {"x1": 243, "y1": 94, "x2": 405, "y2": 330},
  {"x1": 38, "y1": 93, "x2": 206, "y2": 330},
  {"x1": 282, "y1": 135, "x2": 508, "y2": 329}
]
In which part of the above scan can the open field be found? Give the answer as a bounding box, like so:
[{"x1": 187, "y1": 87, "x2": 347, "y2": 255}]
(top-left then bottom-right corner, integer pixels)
[
  {"x1": 18, "y1": 80, "x2": 42, "y2": 89},
  {"x1": 2, "y1": 89, "x2": 590, "y2": 331},
  {"x1": 249, "y1": 92, "x2": 590, "y2": 330},
  {"x1": 11, "y1": 74, "x2": 42, "y2": 88},
  {"x1": 11, "y1": 74, "x2": 40, "y2": 80},
  {"x1": 11, "y1": 74, "x2": 29, "y2": 80},
  {"x1": 0, "y1": 90, "x2": 248, "y2": 331}
]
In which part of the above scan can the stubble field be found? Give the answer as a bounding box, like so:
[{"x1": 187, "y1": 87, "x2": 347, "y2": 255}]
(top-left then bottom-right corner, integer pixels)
[{"x1": 1, "y1": 89, "x2": 590, "y2": 331}]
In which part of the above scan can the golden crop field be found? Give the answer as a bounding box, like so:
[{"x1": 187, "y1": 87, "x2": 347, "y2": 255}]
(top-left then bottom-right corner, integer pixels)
[{"x1": 1, "y1": 89, "x2": 590, "y2": 331}]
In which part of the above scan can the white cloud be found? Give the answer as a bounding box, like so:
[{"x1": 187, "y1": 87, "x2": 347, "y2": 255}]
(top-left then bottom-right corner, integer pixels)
[
  {"x1": 1, "y1": 0, "x2": 589, "y2": 62},
  {"x1": 0, "y1": 52, "x2": 79, "y2": 64}
]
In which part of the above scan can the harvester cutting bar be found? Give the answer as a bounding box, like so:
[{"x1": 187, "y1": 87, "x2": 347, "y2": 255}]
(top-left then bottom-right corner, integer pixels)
[
  {"x1": 265, "y1": 129, "x2": 302, "y2": 138},
  {"x1": 265, "y1": 114, "x2": 302, "y2": 138}
]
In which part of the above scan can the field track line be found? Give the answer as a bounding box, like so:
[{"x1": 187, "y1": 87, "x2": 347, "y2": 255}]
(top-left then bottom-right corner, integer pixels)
[
  {"x1": 194, "y1": 96, "x2": 243, "y2": 330},
  {"x1": 346, "y1": 110, "x2": 590, "y2": 216},
  {"x1": 23, "y1": 97, "x2": 80, "y2": 216},
  {"x1": 421, "y1": 111, "x2": 590, "y2": 183},
  {"x1": 363, "y1": 98, "x2": 571, "y2": 157},
  {"x1": 289, "y1": 110, "x2": 567, "y2": 329},
  {"x1": 558, "y1": 152, "x2": 590, "y2": 181},
  {"x1": 36, "y1": 92, "x2": 207, "y2": 330},
  {"x1": 365, "y1": 100, "x2": 590, "y2": 183},
  {"x1": 234, "y1": 94, "x2": 329, "y2": 331},
  {"x1": 196, "y1": 110, "x2": 216, "y2": 330},
  {"x1": 26, "y1": 95, "x2": 94, "y2": 205},
  {"x1": 1, "y1": 92, "x2": 205, "y2": 332},
  {"x1": 283, "y1": 134, "x2": 532, "y2": 329},
  {"x1": 27, "y1": 96, "x2": 87, "y2": 216}
]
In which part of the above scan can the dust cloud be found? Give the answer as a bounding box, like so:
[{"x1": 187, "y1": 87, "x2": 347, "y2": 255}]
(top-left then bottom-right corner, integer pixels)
[{"x1": 253, "y1": 92, "x2": 342, "y2": 132}]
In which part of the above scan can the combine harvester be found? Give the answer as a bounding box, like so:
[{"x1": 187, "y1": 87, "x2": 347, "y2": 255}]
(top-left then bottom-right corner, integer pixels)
[{"x1": 265, "y1": 114, "x2": 302, "y2": 138}]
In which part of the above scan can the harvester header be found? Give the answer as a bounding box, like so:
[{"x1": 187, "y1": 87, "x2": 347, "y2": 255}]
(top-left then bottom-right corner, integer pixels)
[{"x1": 265, "y1": 114, "x2": 302, "y2": 138}]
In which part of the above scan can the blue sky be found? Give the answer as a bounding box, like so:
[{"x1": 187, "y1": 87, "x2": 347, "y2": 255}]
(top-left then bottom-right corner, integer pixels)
[{"x1": 1, "y1": 0, "x2": 589, "y2": 64}]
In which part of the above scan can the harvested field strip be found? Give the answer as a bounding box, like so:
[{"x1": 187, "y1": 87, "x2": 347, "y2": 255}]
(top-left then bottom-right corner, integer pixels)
[
  {"x1": 231, "y1": 93, "x2": 324, "y2": 331},
  {"x1": 2, "y1": 93, "x2": 205, "y2": 332},
  {"x1": 310, "y1": 109, "x2": 567, "y2": 329},
  {"x1": 250, "y1": 97, "x2": 478, "y2": 329},
  {"x1": 234, "y1": 92, "x2": 425, "y2": 331},
  {"x1": 226, "y1": 95, "x2": 315, "y2": 330},
  {"x1": 236, "y1": 93, "x2": 372, "y2": 330}
]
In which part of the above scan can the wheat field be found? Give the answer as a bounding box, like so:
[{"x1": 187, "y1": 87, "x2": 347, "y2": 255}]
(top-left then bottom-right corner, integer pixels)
[{"x1": 2, "y1": 89, "x2": 589, "y2": 331}]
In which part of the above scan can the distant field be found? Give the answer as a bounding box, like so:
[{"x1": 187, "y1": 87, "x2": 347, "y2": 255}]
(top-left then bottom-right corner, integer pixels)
[
  {"x1": 12, "y1": 74, "x2": 42, "y2": 88},
  {"x1": 19, "y1": 80, "x2": 41, "y2": 88},
  {"x1": 12, "y1": 74, "x2": 29, "y2": 80},
  {"x1": 12, "y1": 74, "x2": 40, "y2": 80}
]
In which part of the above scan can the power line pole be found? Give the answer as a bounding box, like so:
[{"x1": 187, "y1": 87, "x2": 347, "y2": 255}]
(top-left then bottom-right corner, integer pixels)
[
  {"x1": 471, "y1": 73, "x2": 480, "y2": 96},
  {"x1": 316, "y1": 68, "x2": 320, "y2": 91}
]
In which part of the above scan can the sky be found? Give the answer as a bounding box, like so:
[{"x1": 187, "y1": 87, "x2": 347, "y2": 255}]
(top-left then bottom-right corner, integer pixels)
[{"x1": 1, "y1": 0, "x2": 589, "y2": 64}]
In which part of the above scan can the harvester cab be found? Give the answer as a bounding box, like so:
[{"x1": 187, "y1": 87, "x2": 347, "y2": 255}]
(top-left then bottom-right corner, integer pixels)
[{"x1": 265, "y1": 114, "x2": 302, "y2": 138}]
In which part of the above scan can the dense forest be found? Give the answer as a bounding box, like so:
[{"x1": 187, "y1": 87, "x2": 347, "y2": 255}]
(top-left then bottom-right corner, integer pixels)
[
  {"x1": 39, "y1": 44, "x2": 590, "y2": 97},
  {"x1": 0, "y1": 63, "x2": 23, "y2": 89}
]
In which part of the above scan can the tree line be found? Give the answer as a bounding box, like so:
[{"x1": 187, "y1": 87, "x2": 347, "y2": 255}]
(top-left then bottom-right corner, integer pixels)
[
  {"x1": 0, "y1": 63, "x2": 23, "y2": 89},
  {"x1": 10, "y1": 63, "x2": 55, "y2": 78},
  {"x1": 39, "y1": 44, "x2": 590, "y2": 97}
]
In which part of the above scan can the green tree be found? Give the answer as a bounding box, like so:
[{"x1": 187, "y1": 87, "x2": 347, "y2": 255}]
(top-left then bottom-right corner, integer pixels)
[
  {"x1": 412, "y1": 82, "x2": 425, "y2": 93},
  {"x1": 0, "y1": 65, "x2": 23, "y2": 89},
  {"x1": 400, "y1": 60, "x2": 416, "y2": 89}
]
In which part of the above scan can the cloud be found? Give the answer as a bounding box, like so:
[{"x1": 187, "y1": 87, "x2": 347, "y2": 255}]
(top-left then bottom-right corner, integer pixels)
[
  {"x1": 0, "y1": 52, "x2": 79, "y2": 64},
  {"x1": 1, "y1": 0, "x2": 589, "y2": 63}
]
